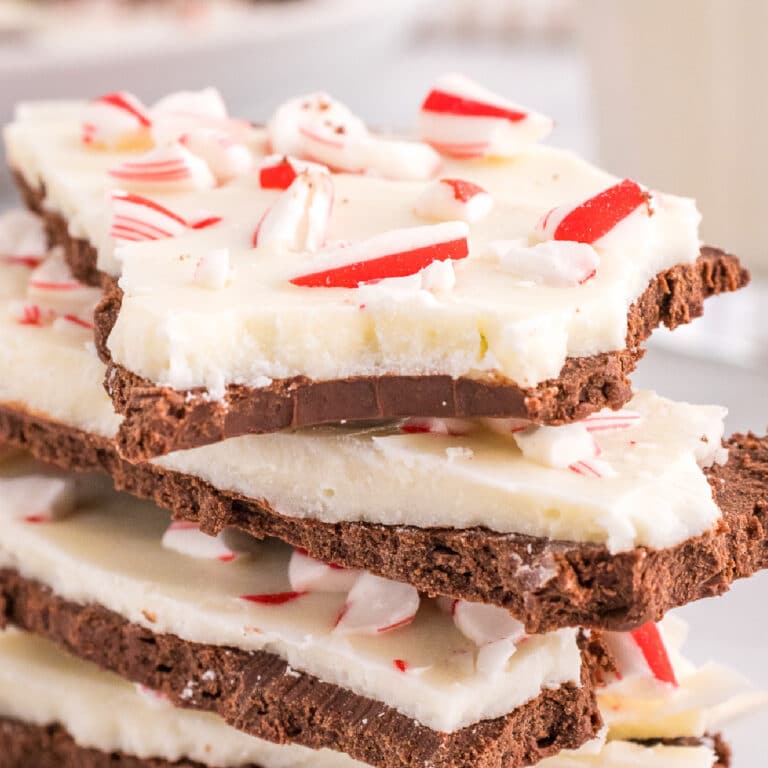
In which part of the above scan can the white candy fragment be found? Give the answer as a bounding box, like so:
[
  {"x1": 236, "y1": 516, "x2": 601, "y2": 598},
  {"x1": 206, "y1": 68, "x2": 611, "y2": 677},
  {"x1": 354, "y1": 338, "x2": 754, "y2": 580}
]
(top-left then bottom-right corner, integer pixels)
[
  {"x1": 268, "y1": 92, "x2": 439, "y2": 181},
  {"x1": 0, "y1": 209, "x2": 47, "y2": 266},
  {"x1": 603, "y1": 622, "x2": 678, "y2": 686},
  {"x1": 453, "y1": 600, "x2": 526, "y2": 676},
  {"x1": 253, "y1": 171, "x2": 334, "y2": 252},
  {"x1": 487, "y1": 239, "x2": 599, "y2": 286},
  {"x1": 513, "y1": 422, "x2": 597, "y2": 469},
  {"x1": 334, "y1": 573, "x2": 419, "y2": 635},
  {"x1": 82, "y1": 91, "x2": 152, "y2": 150},
  {"x1": 27, "y1": 249, "x2": 96, "y2": 304},
  {"x1": 161, "y1": 521, "x2": 241, "y2": 562},
  {"x1": 0, "y1": 473, "x2": 78, "y2": 522},
  {"x1": 108, "y1": 143, "x2": 215, "y2": 192},
  {"x1": 180, "y1": 128, "x2": 253, "y2": 184},
  {"x1": 153, "y1": 88, "x2": 229, "y2": 121},
  {"x1": 193, "y1": 249, "x2": 231, "y2": 290},
  {"x1": 414, "y1": 178, "x2": 493, "y2": 223},
  {"x1": 452, "y1": 600, "x2": 526, "y2": 646},
  {"x1": 288, "y1": 548, "x2": 360, "y2": 593},
  {"x1": 419, "y1": 74, "x2": 552, "y2": 158}
]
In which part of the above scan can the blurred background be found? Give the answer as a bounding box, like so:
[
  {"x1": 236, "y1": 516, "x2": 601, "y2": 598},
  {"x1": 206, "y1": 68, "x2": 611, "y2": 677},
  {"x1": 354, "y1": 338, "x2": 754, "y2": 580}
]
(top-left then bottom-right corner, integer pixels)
[{"x1": 0, "y1": 0, "x2": 766, "y2": 761}]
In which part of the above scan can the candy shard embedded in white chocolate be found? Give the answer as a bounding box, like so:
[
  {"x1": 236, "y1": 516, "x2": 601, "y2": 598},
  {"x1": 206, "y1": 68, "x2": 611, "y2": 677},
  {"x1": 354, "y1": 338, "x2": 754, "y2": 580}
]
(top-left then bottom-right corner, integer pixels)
[
  {"x1": 108, "y1": 143, "x2": 216, "y2": 193},
  {"x1": 0, "y1": 473, "x2": 78, "y2": 522},
  {"x1": 488, "y1": 239, "x2": 600, "y2": 287},
  {"x1": 0, "y1": 209, "x2": 46, "y2": 266},
  {"x1": 288, "y1": 549, "x2": 359, "y2": 593},
  {"x1": 193, "y1": 248, "x2": 231, "y2": 290},
  {"x1": 181, "y1": 128, "x2": 253, "y2": 184},
  {"x1": 334, "y1": 573, "x2": 420, "y2": 636},
  {"x1": 513, "y1": 423, "x2": 597, "y2": 469},
  {"x1": 415, "y1": 178, "x2": 494, "y2": 223}
]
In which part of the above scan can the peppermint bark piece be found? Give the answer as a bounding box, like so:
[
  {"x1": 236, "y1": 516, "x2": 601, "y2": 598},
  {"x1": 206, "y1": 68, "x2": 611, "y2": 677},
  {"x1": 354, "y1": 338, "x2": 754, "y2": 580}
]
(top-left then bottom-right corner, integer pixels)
[
  {"x1": 0, "y1": 628, "x2": 743, "y2": 768},
  {"x1": 5, "y1": 85, "x2": 748, "y2": 458},
  {"x1": 0, "y1": 458, "x2": 602, "y2": 768},
  {"x1": 0, "y1": 239, "x2": 766, "y2": 632}
]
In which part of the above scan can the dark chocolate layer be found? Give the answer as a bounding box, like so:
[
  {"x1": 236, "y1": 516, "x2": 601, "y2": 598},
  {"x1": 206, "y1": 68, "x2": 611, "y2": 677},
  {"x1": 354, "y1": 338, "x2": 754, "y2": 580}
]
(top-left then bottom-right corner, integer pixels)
[
  {"x1": 0, "y1": 572, "x2": 602, "y2": 768},
  {"x1": 1, "y1": 405, "x2": 766, "y2": 633},
  {"x1": 16, "y1": 171, "x2": 749, "y2": 459}
]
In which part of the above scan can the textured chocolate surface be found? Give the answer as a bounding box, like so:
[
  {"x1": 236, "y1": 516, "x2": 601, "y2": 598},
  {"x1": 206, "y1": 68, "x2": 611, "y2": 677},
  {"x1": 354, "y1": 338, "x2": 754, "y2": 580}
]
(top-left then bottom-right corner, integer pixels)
[
  {"x1": 0, "y1": 572, "x2": 602, "y2": 768},
  {"x1": 0, "y1": 720, "x2": 732, "y2": 768},
  {"x1": 1, "y1": 405, "x2": 766, "y2": 633},
  {"x1": 16, "y1": 172, "x2": 749, "y2": 459}
]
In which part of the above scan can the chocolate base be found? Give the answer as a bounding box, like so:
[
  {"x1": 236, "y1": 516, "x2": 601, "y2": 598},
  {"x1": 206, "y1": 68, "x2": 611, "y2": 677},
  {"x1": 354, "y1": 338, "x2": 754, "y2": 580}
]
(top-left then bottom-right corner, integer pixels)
[
  {"x1": 0, "y1": 720, "x2": 732, "y2": 768},
  {"x1": 1, "y1": 405, "x2": 766, "y2": 634},
  {"x1": 16, "y1": 172, "x2": 749, "y2": 459},
  {"x1": 0, "y1": 572, "x2": 602, "y2": 768}
]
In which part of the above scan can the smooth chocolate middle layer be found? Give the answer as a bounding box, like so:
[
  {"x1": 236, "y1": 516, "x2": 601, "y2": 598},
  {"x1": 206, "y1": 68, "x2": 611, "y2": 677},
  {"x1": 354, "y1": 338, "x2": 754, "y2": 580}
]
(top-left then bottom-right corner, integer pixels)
[
  {"x1": 0, "y1": 571, "x2": 602, "y2": 768},
  {"x1": 0, "y1": 720, "x2": 732, "y2": 768},
  {"x1": 16, "y1": 172, "x2": 749, "y2": 459},
  {"x1": 1, "y1": 404, "x2": 766, "y2": 633}
]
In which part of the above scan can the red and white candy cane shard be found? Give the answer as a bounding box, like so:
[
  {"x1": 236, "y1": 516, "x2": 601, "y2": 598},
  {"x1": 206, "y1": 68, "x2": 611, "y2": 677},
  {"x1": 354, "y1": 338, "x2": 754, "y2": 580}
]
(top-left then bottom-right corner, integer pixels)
[
  {"x1": 480, "y1": 417, "x2": 531, "y2": 436},
  {"x1": 452, "y1": 600, "x2": 526, "y2": 647},
  {"x1": 414, "y1": 178, "x2": 493, "y2": 223},
  {"x1": 253, "y1": 171, "x2": 334, "y2": 252},
  {"x1": 605, "y1": 622, "x2": 678, "y2": 687},
  {"x1": 9, "y1": 302, "x2": 53, "y2": 327},
  {"x1": 268, "y1": 93, "x2": 439, "y2": 180},
  {"x1": 488, "y1": 239, "x2": 600, "y2": 287},
  {"x1": 290, "y1": 222, "x2": 469, "y2": 288},
  {"x1": 0, "y1": 209, "x2": 47, "y2": 268},
  {"x1": 27, "y1": 251, "x2": 83, "y2": 294},
  {"x1": 334, "y1": 573, "x2": 419, "y2": 636},
  {"x1": 584, "y1": 409, "x2": 642, "y2": 433},
  {"x1": 401, "y1": 417, "x2": 474, "y2": 436},
  {"x1": 288, "y1": 548, "x2": 360, "y2": 593},
  {"x1": 536, "y1": 179, "x2": 651, "y2": 245},
  {"x1": 258, "y1": 155, "x2": 330, "y2": 190},
  {"x1": 193, "y1": 248, "x2": 230, "y2": 290},
  {"x1": 52, "y1": 313, "x2": 95, "y2": 334},
  {"x1": 108, "y1": 143, "x2": 215, "y2": 192},
  {"x1": 419, "y1": 74, "x2": 553, "y2": 158},
  {"x1": 568, "y1": 457, "x2": 616, "y2": 479},
  {"x1": 82, "y1": 92, "x2": 152, "y2": 150},
  {"x1": 1, "y1": 473, "x2": 78, "y2": 522},
  {"x1": 161, "y1": 521, "x2": 240, "y2": 562},
  {"x1": 179, "y1": 128, "x2": 253, "y2": 184},
  {"x1": 110, "y1": 191, "x2": 188, "y2": 242}
]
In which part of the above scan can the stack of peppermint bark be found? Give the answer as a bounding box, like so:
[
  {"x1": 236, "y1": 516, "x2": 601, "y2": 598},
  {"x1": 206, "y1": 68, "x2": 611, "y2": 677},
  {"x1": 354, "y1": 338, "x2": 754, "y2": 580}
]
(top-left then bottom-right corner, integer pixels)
[{"x1": 0, "y1": 76, "x2": 766, "y2": 768}]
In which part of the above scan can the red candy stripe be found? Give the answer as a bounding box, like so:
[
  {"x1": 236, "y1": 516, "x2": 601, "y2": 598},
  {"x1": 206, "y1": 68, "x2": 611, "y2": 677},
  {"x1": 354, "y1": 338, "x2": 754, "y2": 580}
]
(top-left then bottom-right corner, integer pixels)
[
  {"x1": 552, "y1": 179, "x2": 649, "y2": 244},
  {"x1": 630, "y1": 621, "x2": 678, "y2": 686},
  {"x1": 290, "y1": 237, "x2": 468, "y2": 288},
  {"x1": 240, "y1": 591, "x2": 308, "y2": 605},
  {"x1": 422, "y1": 90, "x2": 527, "y2": 122},
  {"x1": 260, "y1": 159, "x2": 299, "y2": 190},
  {"x1": 441, "y1": 178, "x2": 486, "y2": 203},
  {"x1": 97, "y1": 93, "x2": 152, "y2": 127}
]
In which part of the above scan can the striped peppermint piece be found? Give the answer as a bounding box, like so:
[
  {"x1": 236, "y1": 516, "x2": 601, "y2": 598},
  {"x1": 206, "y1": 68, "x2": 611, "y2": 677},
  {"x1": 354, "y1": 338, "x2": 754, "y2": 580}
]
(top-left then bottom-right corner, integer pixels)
[
  {"x1": 180, "y1": 128, "x2": 253, "y2": 184},
  {"x1": 0, "y1": 209, "x2": 47, "y2": 268},
  {"x1": 253, "y1": 171, "x2": 334, "y2": 253},
  {"x1": 584, "y1": 409, "x2": 642, "y2": 433},
  {"x1": 108, "y1": 143, "x2": 215, "y2": 192},
  {"x1": 419, "y1": 73, "x2": 553, "y2": 158},
  {"x1": 513, "y1": 422, "x2": 597, "y2": 469},
  {"x1": 267, "y1": 92, "x2": 439, "y2": 180},
  {"x1": 110, "y1": 191, "x2": 188, "y2": 243},
  {"x1": 8, "y1": 301, "x2": 56, "y2": 327},
  {"x1": 27, "y1": 250, "x2": 101, "y2": 315},
  {"x1": 401, "y1": 417, "x2": 475, "y2": 436},
  {"x1": 334, "y1": 573, "x2": 419, "y2": 636},
  {"x1": 415, "y1": 178, "x2": 494, "y2": 223},
  {"x1": 161, "y1": 521, "x2": 241, "y2": 563},
  {"x1": 82, "y1": 91, "x2": 152, "y2": 150},
  {"x1": 0, "y1": 473, "x2": 78, "y2": 523},
  {"x1": 487, "y1": 239, "x2": 600, "y2": 287},
  {"x1": 258, "y1": 154, "x2": 330, "y2": 190},
  {"x1": 290, "y1": 222, "x2": 469, "y2": 288},
  {"x1": 480, "y1": 417, "x2": 532, "y2": 436},
  {"x1": 568, "y1": 457, "x2": 617, "y2": 479},
  {"x1": 604, "y1": 622, "x2": 678, "y2": 686},
  {"x1": 288, "y1": 548, "x2": 360, "y2": 593},
  {"x1": 535, "y1": 179, "x2": 651, "y2": 246}
]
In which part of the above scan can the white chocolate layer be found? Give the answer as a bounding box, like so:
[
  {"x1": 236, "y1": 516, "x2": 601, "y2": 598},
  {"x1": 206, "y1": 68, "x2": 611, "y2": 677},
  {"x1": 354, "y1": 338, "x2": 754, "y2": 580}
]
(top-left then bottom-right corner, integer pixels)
[
  {"x1": 0, "y1": 628, "x2": 365, "y2": 768},
  {"x1": 4, "y1": 94, "x2": 702, "y2": 391},
  {"x1": 0, "y1": 253, "x2": 727, "y2": 552},
  {"x1": 0, "y1": 455, "x2": 582, "y2": 733}
]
